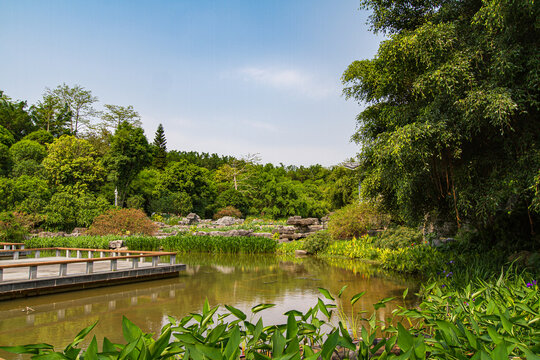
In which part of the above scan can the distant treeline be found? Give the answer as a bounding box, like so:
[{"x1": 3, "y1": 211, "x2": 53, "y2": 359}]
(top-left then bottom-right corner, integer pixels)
[{"x1": 0, "y1": 86, "x2": 359, "y2": 232}]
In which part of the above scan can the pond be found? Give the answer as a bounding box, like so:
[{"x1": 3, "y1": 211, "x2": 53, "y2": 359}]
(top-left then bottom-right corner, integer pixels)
[{"x1": 0, "y1": 254, "x2": 420, "y2": 357}]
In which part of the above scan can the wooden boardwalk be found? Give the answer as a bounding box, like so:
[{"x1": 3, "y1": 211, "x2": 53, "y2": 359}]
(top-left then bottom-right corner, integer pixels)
[{"x1": 0, "y1": 247, "x2": 185, "y2": 300}]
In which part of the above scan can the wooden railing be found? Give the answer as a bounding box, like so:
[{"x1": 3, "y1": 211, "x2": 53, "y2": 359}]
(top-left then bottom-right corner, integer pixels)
[
  {"x1": 0, "y1": 247, "x2": 178, "y2": 282},
  {"x1": 0, "y1": 242, "x2": 25, "y2": 250}
]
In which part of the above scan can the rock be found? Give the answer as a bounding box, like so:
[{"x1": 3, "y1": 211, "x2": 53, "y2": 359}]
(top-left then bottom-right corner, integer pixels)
[
  {"x1": 287, "y1": 217, "x2": 320, "y2": 226},
  {"x1": 36, "y1": 231, "x2": 66, "y2": 238},
  {"x1": 109, "y1": 240, "x2": 125, "y2": 249},
  {"x1": 251, "y1": 232, "x2": 273, "y2": 239},
  {"x1": 295, "y1": 250, "x2": 308, "y2": 256},
  {"x1": 215, "y1": 216, "x2": 241, "y2": 226},
  {"x1": 185, "y1": 213, "x2": 201, "y2": 225},
  {"x1": 72, "y1": 227, "x2": 87, "y2": 234}
]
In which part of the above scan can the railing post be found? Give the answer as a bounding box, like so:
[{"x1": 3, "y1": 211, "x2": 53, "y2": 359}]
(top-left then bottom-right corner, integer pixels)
[
  {"x1": 56, "y1": 249, "x2": 60, "y2": 257},
  {"x1": 77, "y1": 250, "x2": 82, "y2": 258},
  {"x1": 29, "y1": 266, "x2": 37, "y2": 279},
  {"x1": 59, "y1": 263, "x2": 67, "y2": 276},
  {"x1": 152, "y1": 256, "x2": 158, "y2": 267},
  {"x1": 86, "y1": 261, "x2": 93, "y2": 274},
  {"x1": 14, "y1": 251, "x2": 19, "y2": 260},
  {"x1": 100, "y1": 251, "x2": 104, "y2": 258},
  {"x1": 0, "y1": 268, "x2": 3, "y2": 281},
  {"x1": 66, "y1": 250, "x2": 70, "y2": 258},
  {"x1": 132, "y1": 257, "x2": 139, "y2": 269},
  {"x1": 88, "y1": 251, "x2": 92, "y2": 259},
  {"x1": 35, "y1": 250, "x2": 40, "y2": 258},
  {"x1": 170, "y1": 254, "x2": 176, "y2": 265},
  {"x1": 111, "y1": 259, "x2": 117, "y2": 271},
  {"x1": 140, "y1": 254, "x2": 144, "y2": 263},
  {"x1": 20, "y1": 244, "x2": 25, "y2": 250}
]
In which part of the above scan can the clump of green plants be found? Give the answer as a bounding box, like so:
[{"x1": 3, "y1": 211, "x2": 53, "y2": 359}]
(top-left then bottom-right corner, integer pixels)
[
  {"x1": 86, "y1": 208, "x2": 157, "y2": 236},
  {"x1": 213, "y1": 206, "x2": 242, "y2": 219},
  {"x1": 277, "y1": 240, "x2": 305, "y2": 254},
  {"x1": 373, "y1": 226, "x2": 423, "y2": 249},
  {"x1": 161, "y1": 233, "x2": 276, "y2": 253},
  {"x1": 24, "y1": 235, "x2": 116, "y2": 249},
  {"x1": 324, "y1": 236, "x2": 381, "y2": 260},
  {"x1": 303, "y1": 230, "x2": 331, "y2": 254},
  {"x1": 0, "y1": 211, "x2": 38, "y2": 242},
  {"x1": 328, "y1": 202, "x2": 390, "y2": 240}
]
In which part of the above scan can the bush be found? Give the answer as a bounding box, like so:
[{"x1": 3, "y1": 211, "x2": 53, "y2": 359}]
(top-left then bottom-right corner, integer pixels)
[
  {"x1": 0, "y1": 212, "x2": 37, "y2": 242},
  {"x1": 373, "y1": 225, "x2": 423, "y2": 249},
  {"x1": 303, "y1": 230, "x2": 331, "y2": 254},
  {"x1": 22, "y1": 130, "x2": 54, "y2": 145},
  {"x1": 149, "y1": 191, "x2": 192, "y2": 215},
  {"x1": 24, "y1": 235, "x2": 115, "y2": 249},
  {"x1": 328, "y1": 202, "x2": 390, "y2": 240},
  {"x1": 44, "y1": 192, "x2": 110, "y2": 231},
  {"x1": 213, "y1": 206, "x2": 242, "y2": 220},
  {"x1": 87, "y1": 208, "x2": 158, "y2": 236}
]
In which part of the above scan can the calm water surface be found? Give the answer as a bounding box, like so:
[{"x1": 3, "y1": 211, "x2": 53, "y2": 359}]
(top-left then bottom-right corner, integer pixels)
[{"x1": 0, "y1": 254, "x2": 419, "y2": 357}]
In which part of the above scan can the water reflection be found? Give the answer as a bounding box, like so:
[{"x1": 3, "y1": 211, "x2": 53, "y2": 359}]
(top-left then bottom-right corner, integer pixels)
[{"x1": 0, "y1": 254, "x2": 419, "y2": 357}]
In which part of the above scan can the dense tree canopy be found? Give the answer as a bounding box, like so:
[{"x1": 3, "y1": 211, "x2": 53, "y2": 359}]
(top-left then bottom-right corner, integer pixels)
[{"x1": 344, "y1": 0, "x2": 539, "y2": 243}]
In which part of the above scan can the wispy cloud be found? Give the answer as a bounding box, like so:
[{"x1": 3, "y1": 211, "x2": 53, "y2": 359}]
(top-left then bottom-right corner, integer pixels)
[{"x1": 238, "y1": 66, "x2": 334, "y2": 99}]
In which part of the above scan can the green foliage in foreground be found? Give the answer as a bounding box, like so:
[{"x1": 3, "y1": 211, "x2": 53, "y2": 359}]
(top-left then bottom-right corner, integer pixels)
[
  {"x1": 24, "y1": 234, "x2": 277, "y2": 254},
  {"x1": 3, "y1": 271, "x2": 538, "y2": 359}
]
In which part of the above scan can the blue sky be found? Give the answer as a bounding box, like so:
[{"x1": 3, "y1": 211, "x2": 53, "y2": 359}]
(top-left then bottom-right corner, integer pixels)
[{"x1": 0, "y1": 0, "x2": 383, "y2": 166}]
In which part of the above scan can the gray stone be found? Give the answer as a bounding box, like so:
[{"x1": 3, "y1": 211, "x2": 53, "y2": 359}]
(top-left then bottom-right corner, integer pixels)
[
  {"x1": 295, "y1": 250, "x2": 308, "y2": 256},
  {"x1": 215, "y1": 216, "x2": 243, "y2": 226},
  {"x1": 109, "y1": 240, "x2": 125, "y2": 249},
  {"x1": 185, "y1": 213, "x2": 201, "y2": 225},
  {"x1": 287, "y1": 217, "x2": 320, "y2": 226}
]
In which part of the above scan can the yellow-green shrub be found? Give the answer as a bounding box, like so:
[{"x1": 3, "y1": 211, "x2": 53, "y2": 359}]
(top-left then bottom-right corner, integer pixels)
[{"x1": 328, "y1": 202, "x2": 390, "y2": 240}]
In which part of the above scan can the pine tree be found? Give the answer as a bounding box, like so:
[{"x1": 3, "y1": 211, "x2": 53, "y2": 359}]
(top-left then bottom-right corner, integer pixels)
[{"x1": 152, "y1": 123, "x2": 167, "y2": 170}]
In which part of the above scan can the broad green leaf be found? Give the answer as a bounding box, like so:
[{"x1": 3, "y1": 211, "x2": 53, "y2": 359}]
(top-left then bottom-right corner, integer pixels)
[
  {"x1": 201, "y1": 306, "x2": 219, "y2": 328},
  {"x1": 102, "y1": 337, "x2": 116, "y2": 353},
  {"x1": 252, "y1": 303, "x2": 276, "y2": 314},
  {"x1": 224, "y1": 326, "x2": 241, "y2": 359},
  {"x1": 318, "y1": 288, "x2": 335, "y2": 301},
  {"x1": 224, "y1": 304, "x2": 247, "y2": 321},
  {"x1": 338, "y1": 285, "x2": 348, "y2": 298},
  {"x1": 83, "y1": 336, "x2": 98, "y2": 360},
  {"x1": 286, "y1": 313, "x2": 298, "y2": 340},
  {"x1": 271, "y1": 328, "x2": 286, "y2": 357},
  {"x1": 351, "y1": 291, "x2": 366, "y2": 306},
  {"x1": 320, "y1": 331, "x2": 339, "y2": 360},
  {"x1": 397, "y1": 323, "x2": 413, "y2": 351},
  {"x1": 0, "y1": 343, "x2": 54, "y2": 355},
  {"x1": 122, "y1": 317, "x2": 142, "y2": 343},
  {"x1": 195, "y1": 344, "x2": 223, "y2": 360},
  {"x1": 402, "y1": 288, "x2": 409, "y2": 299}
]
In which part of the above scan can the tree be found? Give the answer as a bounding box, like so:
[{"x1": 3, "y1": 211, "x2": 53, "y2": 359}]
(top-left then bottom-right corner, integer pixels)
[
  {"x1": 152, "y1": 123, "x2": 167, "y2": 170},
  {"x1": 104, "y1": 121, "x2": 151, "y2": 207},
  {"x1": 30, "y1": 93, "x2": 71, "y2": 135},
  {"x1": 343, "y1": 0, "x2": 540, "y2": 240},
  {"x1": 42, "y1": 135, "x2": 105, "y2": 193},
  {"x1": 156, "y1": 160, "x2": 215, "y2": 216},
  {"x1": 45, "y1": 83, "x2": 98, "y2": 136},
  {"x1": 0, "y1": 92, "x2": 35, "y2": 140},
  {"x1": 8, "y1": 140, "x2": 47, "y2": 177},
  {"x1": 0, "y1": 125, "x2": 15, "y2": 147},
  {"x1": 99, "y1": 104, "x2": 141, "y2": 132},
  {"x1": 214, "y1": 153, "x2": 261, "y2": 192}
]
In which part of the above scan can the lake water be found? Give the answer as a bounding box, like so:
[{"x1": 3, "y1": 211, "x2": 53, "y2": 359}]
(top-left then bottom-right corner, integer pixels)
[{"x1": 0, "y1": 254, "x2": 419, "y2": 357}]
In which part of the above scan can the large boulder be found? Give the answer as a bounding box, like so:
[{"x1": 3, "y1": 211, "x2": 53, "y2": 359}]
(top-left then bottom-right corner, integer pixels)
[
  {"x1": 286, "y1": 216, "x2": 320, "y2": 226},
  {"x1": 185, "y1": 213, "x2": 201, "y2": 225},
  {"x1": 109, "y1": 240, "x2": 125, "y2": 249},
  {"x1": 215, "y1": 216, "x2": 242, "y2": 226}
]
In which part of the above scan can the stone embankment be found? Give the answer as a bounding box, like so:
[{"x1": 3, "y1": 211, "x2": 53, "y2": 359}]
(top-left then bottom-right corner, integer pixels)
[{"x1": 29, "y1": 214, "x2": 328, "y2": 242}]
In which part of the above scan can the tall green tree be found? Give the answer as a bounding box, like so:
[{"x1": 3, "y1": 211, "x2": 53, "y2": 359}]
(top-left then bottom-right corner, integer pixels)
[
  {"x1": 152, "y1": 123, "x2": 167, "y2": 170},
  {"x1": 343, "y1": 0, "x2": 540, "y2": 240},
  {"x1": 45, "y1": 83, "x2": 98, "y2": 136},
  {"x1": 0, "y1": 91, "x2": 35, "y2": 140},
  {"x1": 105, "y1": 121, "x2": 151, "y2": 207},
  {"x1": 99, "y1": 104, "x2": 141, "y2": 132},
  {"x1": 30, "y1": 93, "x2": 71, "y2": 135},
  {"x1": 42, "y1": 135, "x2": 105, "y2": 193}
]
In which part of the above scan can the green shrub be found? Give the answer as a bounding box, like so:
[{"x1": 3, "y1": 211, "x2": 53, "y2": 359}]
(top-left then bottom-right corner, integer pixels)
[
  {"x1": 373, "y1": 226, "x2": 422, "y2": 249},
  {"x1": 303, "y1": 230, "x2": 331, "y2": 254},
  {"x1": 87, "y1": 208, "x2": 157, "y2": 236},
  {"x1": 44, "y1": 192, "x2": 110, "y2": 231},
  {"x1": 22, "y1": 130, "x2": 54, "y2": 145},
  {"x1": 328, "y1": 202, "x2": 390, "y2": 240},
  {"x1": 378, "y1": 244, "x2": 444, "y2": 274},
  {"x1": 324, "y1": 236, "x2": 380, "y2": 260},
  {"x1": 277, "y1": 240, "x2": 305, "y2": 254},
  {"x1": 0, "y1": 212, "x2": 36, "y2": 242}
]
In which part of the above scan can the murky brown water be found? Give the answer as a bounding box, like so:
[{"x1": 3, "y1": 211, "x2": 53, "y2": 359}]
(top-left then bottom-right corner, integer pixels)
[{"x1": 0, "y1": 254, "x2": 419, "y2": 358}]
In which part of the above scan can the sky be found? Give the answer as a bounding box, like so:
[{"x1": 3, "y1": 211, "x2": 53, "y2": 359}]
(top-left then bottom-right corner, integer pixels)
[{"x1": 0, "y1": 0, "x2": 384, "y2": 166}]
